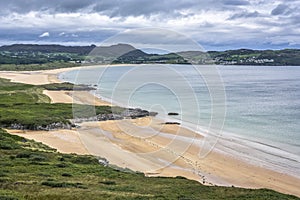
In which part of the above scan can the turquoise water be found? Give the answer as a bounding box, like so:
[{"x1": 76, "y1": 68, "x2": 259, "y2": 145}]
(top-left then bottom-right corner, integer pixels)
[{"x1": 60, "y1": 64, "x2": 300, "y2": 177}]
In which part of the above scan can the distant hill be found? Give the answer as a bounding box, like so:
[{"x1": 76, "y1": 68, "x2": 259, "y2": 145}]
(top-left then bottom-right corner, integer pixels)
[
  {"x1": 0, "y1": 44, "x2": 96, "y2": 55},
  {"x1": 88, "y1": 43, "x2": 136, "y2": 57},
  {"x1": 207, "y1": 49, "x2": 300, "y2": 65},
  {"x1": 87, "y1": 43, "x2": 144, "y2": 63},
  {"x1": 0, "y1": 43, "x2": 140, "y2": 65},
  {"x1": 0, "y1": 44, "x2": 300, "y2": 66}
]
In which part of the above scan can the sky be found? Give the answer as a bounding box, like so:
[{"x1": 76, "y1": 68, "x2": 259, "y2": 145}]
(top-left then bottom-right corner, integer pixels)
[{"x1": 0, "y1": 0, "x2": 299, "y2": 51}]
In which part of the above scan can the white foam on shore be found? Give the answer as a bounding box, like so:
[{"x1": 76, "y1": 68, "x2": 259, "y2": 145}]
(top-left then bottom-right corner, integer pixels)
[{"x1": 91, "y1": 90, "x2": 300, "y2": 179}]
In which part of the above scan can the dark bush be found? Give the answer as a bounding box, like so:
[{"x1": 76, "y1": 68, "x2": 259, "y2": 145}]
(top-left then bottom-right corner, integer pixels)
[
  {"x1": 0, "y1": 141, "x2": 19, "y2": 150},
  {"x1": 0, "y1": 195, "x2": 19, "y2": 200},
  {"x1": 56, "y1": 163, "x2": 68, "y2": 168},
  {"x1": 71, "y1": 156, "x2": 98, "y2": 165},
  {"x1": 61, "y1": 173, "x2": 72, "y2": 177},
  {"x1": 16, "y1": 152, "x2": 31, "y2": 158},
  {"x1": 29, "y1": 154, "x2": 47, "y2": 162},
  {"x1": 99, "y1": 180, "x2": 116, "y2": 185},
  {"x1": 41, "y1": 181, "x2": 83, "y2": 188}
]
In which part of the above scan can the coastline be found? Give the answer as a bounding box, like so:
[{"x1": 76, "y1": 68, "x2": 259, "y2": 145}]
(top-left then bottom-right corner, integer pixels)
[
  {"x1": 1, "y1": 65, "x2": 300, "y2": 197},
  {"x1": 0, "y1": 64, "x2": 136, "y2": 85}
]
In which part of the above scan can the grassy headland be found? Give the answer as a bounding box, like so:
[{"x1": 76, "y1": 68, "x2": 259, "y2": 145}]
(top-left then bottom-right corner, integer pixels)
[{"x1": 0, "y1": 78, "x2": 119, "y2": 130}]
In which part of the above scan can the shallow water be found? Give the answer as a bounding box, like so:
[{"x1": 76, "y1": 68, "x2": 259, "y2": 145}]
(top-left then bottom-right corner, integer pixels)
[{"x1": 60, "y1": 64, "x2": 300, "y2": 177}]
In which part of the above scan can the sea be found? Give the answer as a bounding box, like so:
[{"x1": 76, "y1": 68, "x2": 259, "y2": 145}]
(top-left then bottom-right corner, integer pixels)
[{"x1": 59, "y1": 64, "x2": 300, "y2": 178}]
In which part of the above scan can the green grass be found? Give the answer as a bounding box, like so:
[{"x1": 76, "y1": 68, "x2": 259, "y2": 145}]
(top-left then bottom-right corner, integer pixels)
[
  {"x1": 0, "y1": 129, "x2": 299, "y2": 200},
  {"x1": 0, "y1": 78, "x2": 50, "y2": 104},
  {"x1": 41, "y1": 82, "x2": 76, "y2": 91},
  {"x1": 0, "y1": 78, "x2": 34, "y2": 91},
  {"x1": 41, "y1": 82, "x2": 95, "y2": 91},
  {"x1": 0, "y1": 99, "x2": 121, "y2": 129},
  {"x1": 0, "y1": 62, "x2": 79, "y2": 71},
  {"x1": 0, "y1": 78, "x2": 67, "y2": 129},
  {"x1": 0, "y1": 78, "x2": 124, "y2": 129}
]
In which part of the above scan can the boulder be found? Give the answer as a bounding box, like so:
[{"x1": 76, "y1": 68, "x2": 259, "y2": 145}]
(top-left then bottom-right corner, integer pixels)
[{"x1": 168, "y1": 112, "x2": 179, "y2": 116}]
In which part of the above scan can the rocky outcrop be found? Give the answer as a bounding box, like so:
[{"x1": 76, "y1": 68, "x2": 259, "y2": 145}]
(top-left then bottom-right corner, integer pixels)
[
  {"x1": 168, "y1": 112, "x2": 179, "y2": 116},
  {"x1": 164, "y1": 122, "x2": 181, "y2": 125},
  {"x1": 8, "y1": 108, "x2": 158, "y2": 131},
  {"x1": 9, "y1": 122, "x2": 73, "y2": 131},
  {"x1": 72, "y1": 108, "x2": 158, "y2": 123},
  {"x1": 35, "y1": 122, "x2": 73, "y2": 131},
  {"x1": 98, "y1": 158, "x2": 109, "y2": 167}
]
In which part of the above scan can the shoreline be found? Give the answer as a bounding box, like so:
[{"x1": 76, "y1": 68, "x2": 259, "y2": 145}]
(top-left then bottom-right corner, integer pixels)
[
  {"x1": 65, "y1": 65, "x2": 300, "y2": 179},
  {"x1": 1, "y1": 66, "x2": 300, "y2": 197},
  {"x1": 0, "y1": 64, "x2": 135, "y2": 85}
]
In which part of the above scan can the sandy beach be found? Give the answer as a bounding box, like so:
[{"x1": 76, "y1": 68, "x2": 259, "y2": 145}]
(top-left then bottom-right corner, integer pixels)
[
  {"x1": 43, "y1": 90, "x2": 111, "y2": 106},
  {"x1": 1, "y1": 66, "x2": 300, "y2": 197},
  {"x1": 0, "y1": 67, "x2": 80, "y2": 85}
]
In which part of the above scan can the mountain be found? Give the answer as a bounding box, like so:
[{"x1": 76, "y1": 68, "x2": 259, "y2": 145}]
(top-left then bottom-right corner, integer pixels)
[{"x1": 88, "y1": 43, "x2": 136, "y2": 57}]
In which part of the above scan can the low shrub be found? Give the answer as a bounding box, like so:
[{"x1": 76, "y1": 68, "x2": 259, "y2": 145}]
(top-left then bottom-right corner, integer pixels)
[
  {"x1": 41, "y1": 181, "x2": 84, "y2": 188},
  {"x1": 71, "y1": 156, "x2": 98, "y2": 165},
  {"x1": 61, "y1": 173, "x2": 72, "y2": 177}
]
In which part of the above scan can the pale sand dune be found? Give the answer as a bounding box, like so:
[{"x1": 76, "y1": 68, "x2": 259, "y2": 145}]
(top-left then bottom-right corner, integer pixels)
[
  {"x1": 0, "y1": 67, "x2": 82, "y2": 85},
  {"x1": 43, "y1": 90, "x2": 111, "y2": 106},
  {"x1": 0, "y1": 64, "x2": 134, "y2": 85},
  {"x1": 2, "y1": 66, "x2": 300, "y2": 197},
  {"x1": 8, "y1": 129, "x2": 89, "y2": 155},
  {"x1": 0, "y1": 72, "x2": 52, "y2": 85},
  {"x1": 42, "y1": 90, "x2": 74, "y2": 103}
]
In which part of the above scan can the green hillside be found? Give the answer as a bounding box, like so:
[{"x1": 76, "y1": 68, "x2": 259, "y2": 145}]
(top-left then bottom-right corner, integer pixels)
[{"x1": 1, "y1": 44, "x2": 300, "y2": 71}]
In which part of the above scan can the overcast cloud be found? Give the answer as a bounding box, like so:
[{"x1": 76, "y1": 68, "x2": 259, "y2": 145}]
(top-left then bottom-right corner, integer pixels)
[{"x1": 0, "y1": 0, "x2": 299, "y2": 50}]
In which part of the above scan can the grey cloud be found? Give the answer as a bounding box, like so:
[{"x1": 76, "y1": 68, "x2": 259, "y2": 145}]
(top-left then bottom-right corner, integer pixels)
[
  {"x1": 223, "y1": 0, "x2": 250, "y2": 6},
  {"x1": 57, "y1": 0, "x2": 94, "y2": 12},
  {"x1": 0, "y1": 0, "x2": 197, "y2": 16},
  {"x1": 0, "y1": 0, "x2": 248, "y2": 17},
  {"x1": 92, "y1": 0, "x2": 199, "y2": 17},
  {"x1": 271, "y1": 4, "x2": 291, "y2": 15},
  {"x1": 290, "y1": 14, "x2": 300, "y2": 25},
  {"x1": 0, "y1": 0, "x2": 98, "y2": 15},
  {"x1": 92, "y1": 0, "x2": 252, "y2": 17},
  {"x1": 0, "y1": 0, "x2": 300, "y2": 50},
  {"x1": 228, "y1": 11, "x2": 260, "y2": 20}
]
